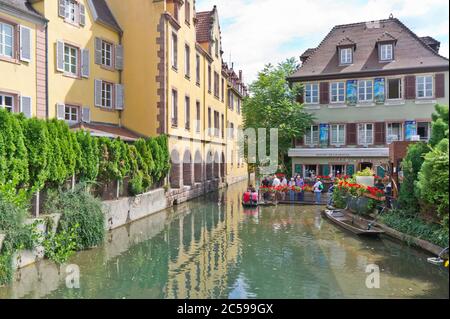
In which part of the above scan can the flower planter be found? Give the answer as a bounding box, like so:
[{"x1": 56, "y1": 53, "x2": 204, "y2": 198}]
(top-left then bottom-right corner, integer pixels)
[
  {"x1": 356, "y1": 196, "x2": 370, "y2": 215},
  {"x1": 347, "y1": 196, "x2": 358, "y2": 213},
  {"x1": 355, "y1": 176, "x2": 375, "y2": 187}
]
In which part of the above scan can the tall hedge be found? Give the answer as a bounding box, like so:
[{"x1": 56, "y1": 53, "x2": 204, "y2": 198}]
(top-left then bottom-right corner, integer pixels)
[{"x1": 0, "y1": 109, "x2": 170, "y2": 203}]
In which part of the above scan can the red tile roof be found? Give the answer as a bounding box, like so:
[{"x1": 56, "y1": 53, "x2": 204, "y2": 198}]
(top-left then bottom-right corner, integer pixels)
[
  {"x1": 70, "y1": 123, "x2": 142, "y2": 142},
  {"x1": 195, "y1": 10, "x2": 213, "y2": 43},
  {"x1": 289, "y1": 18, "x2": 449, "y2": 80}
]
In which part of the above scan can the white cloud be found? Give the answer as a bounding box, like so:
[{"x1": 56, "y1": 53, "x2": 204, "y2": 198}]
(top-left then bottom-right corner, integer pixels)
[{"x1": 196, "y1": 0, "x2": 449, "y2": 83}]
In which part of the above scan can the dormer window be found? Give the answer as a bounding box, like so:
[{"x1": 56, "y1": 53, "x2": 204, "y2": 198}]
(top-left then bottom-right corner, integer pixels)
[
  {"x1": 380, "y1": 43, "x2": 393, "y2": 61},
  {"x1": 340, "y1": 48, "x2": 353, "y2": 64}
]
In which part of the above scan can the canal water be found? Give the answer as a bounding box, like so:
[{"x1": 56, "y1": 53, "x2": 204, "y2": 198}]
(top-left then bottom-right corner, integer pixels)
[{"x1": 0, "y1": 181, "x2": 448, "y2": 299}]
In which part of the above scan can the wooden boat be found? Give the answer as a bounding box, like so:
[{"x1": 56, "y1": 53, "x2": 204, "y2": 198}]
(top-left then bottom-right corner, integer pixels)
[
  {"x1": 323, "y1": 209, "x2": 384, "y2": 236},
  {"x1": 242, "y1": 201, "x2": 259, "y2": 208}
]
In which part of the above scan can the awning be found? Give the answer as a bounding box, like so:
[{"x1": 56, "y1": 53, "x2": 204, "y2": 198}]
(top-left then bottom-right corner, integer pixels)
[
  {"x1": 288, "y1": 147, "x2": 389, "y2": 158},
  {"x1": 70, "y1": 123, "x2": 142, "y2": 142}
]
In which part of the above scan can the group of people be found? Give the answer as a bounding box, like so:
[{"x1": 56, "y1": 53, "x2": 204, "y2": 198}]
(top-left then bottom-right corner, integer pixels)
[
  {"x1": 242, "y1": 184, "x2": 259, "y2": 205},
  {"x1": 260, "y1": 174, "x2": 324, "y2": 204}
]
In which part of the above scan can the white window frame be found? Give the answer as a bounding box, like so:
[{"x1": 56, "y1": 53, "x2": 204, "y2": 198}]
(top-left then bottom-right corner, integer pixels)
[
  {"x1": 0, "y1": 93, "x2": 14, "y2": 112},
  {"x1": 64, "y1": 104, "x2": 79, "y2": 123},
  {"x1": 339, "y1": 48, "x2": 352, "y2": 64},
  {"x1": 330, "y1": 124, "x2": 346, "y2": 145},
  {"x1": 386, "y1": 77, "x2": 403, "y2": 100},
  {"x1": 171, "y1": 32, "x2": 178, "y2": 70},
  {"x1": 386, "y1": 122, "x2": 403, "y2": 144},
  {"x1": 305, "y1": 125, "x2": 319, "y2": 146},
  {"x1": 330, "y1": 82, "x2": 345, "y2": 103},
  {"x1": 0, "y1": 22, "x2": 14, "y2": 58},
  {"x1": 171, "y1": 89, "x2": 178, "y2": 126},
  {"x1": 101, "y1": 40, "x2": 113, "y2": 67},
  {"x1": 63, "y1": 43, "x2": 78, "y2": 76},
  {"x1": 64, "y1": 0, "x2": 78, "y2": 24},
  {"x1": 305, "y1": 83, "x2": 319, "y2": 104},
  {"x1": 358, "y1": 123, "x2": 374, "y2": 145},
  {"x1": 417, "y1": 122, "x2": 431, "y2": 141},
  {"x1": 358, "y1": 79, "x2": 373, "y2": 102},
  {"x1": 380, "y1": 43, "x2": 393, "y2": 61},
  {"x1": 416, "y1": 75, "x2": 433, "y2": 99},
  {"x1": 101, "y1": 81, "x2": 113, "y2": 108},
  {"x1": 184, "y1": 44, "x2": 190, "y2": 78}
]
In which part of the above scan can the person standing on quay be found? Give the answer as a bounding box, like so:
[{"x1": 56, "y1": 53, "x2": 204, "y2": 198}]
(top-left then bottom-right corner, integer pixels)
[{"x1": 313, "y1": 178, "x2": 323, "y2": 204}]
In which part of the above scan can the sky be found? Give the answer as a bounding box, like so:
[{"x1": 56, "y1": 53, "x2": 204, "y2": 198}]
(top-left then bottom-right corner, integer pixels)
[{"x1": 195, "y1": 0, "x2": 449, "y2": 84}]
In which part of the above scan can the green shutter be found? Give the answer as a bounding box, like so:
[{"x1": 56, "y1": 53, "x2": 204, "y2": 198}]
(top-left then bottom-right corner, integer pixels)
[
  {"x1": 346, "y1": 164, "x2": 355, "y2": 176},
  {"x1": 376, "y1": 166, "x2": 385, "y2": 178},
  {"x1": 295, "y1": 164, "x2": 303, "y2": 176},
  {"x1": 321, "y1": 165, "x2": 330, "y2": 177}
]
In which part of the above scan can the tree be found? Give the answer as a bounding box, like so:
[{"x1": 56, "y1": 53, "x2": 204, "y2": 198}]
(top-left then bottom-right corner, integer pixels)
[
  {"x1": 242, "y1": 58, "x2": 313, "y2": 177},
  {"x1": 398, "y1": 142, "x2": 429, "y2": 215},
  {"x1": 429, "y1": 104, "x2": 449, "y2": 147}
]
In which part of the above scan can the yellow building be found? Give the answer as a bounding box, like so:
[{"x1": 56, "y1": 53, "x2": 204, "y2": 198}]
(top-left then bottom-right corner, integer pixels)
[
  {"x1": 0, "y1": 0, "x2": 47, "y2": 118},
  {"x1": 106, "y1": 0, "x2": 248, "y2": 189},
  {"x1": 1, "y1": 0, "x2": 247, "y2": 191}
]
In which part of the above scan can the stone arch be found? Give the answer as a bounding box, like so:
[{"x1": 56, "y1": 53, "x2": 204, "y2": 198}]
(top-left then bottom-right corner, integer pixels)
[
  {"x1": 170, "y1": 149, "x2": 182, "y2": 188},
  {"x1": 206, "y1": 151, "x2": 214, "y2": 181},
  {"x1": 213, "y1": 151, "x2": 220, "y2": 179},
  {"x1": 183, "y1": 150, "x2": 193, "y2": 186},
  {"x1": 194, "y1": 150, "x2": 203, "y2": 183}
]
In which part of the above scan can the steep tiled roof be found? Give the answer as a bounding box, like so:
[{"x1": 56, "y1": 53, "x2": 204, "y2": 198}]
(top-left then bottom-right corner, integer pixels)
[
  {"x1": 88, "y1": 0, "x2": 121, "y2": 32},
  {"x1": 0, "y1": 0, "x2": 45, "y2": 20},
  {"x1": 289, "y1": 18, "x2": 449, "y2": 80},
  {"x1": 195, "y1": 10, "x2": 213, "y2": 43}
]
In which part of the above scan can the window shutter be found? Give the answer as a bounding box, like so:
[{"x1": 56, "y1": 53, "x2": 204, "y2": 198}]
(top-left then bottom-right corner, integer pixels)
[
  {"x1": 81, "y1": 48, "x2": 90, "y2": 78},
  {"x1": 95, "y1": 79, "x2": 102, "y2": 107},
  {"x1": 56, "y1": 103, "x2": 65, "y2": 120},
  {"x1": 58, "y1": 0, "x2": 65, "y2": 18},
  {"x1": 82, "y1": 107, "x2": 91, "y2": 123},
  {"x1": 404, "y1": 75, "x2": 416, "y2": 99},
  {"x1": 56, "y1": 41, "x2": 64, "y2": 72},
  {"x1": 95, "y1": 38, "x2": 102, "y2": 65},
  {"x1": 346, "y1": 123, "x2": 357, "y2": 145},
  {"x1": 20, "y1": 96, "x2": 32, "y2": 118},
  {"x1": 79, "y1": 4, "x2": 86, "y2": 26},
  {"x1": 319, "y1": 82, "x2": 329, "y2": 104},
  {"x1": 19, "y1": 25, "x2": 32, "y2": 62},
  {"x1": 115, "y1": 44, "x2": 124, "y2": 70},
  {"x1": 435, "y1": 73, "x2": 445, "y2": 98},
  {"x1": 374, "y1": 122, "x2": 385, "y2": 145},
  {"x1": 115, "y1": 84, "x2": 124, "y2": 110}
]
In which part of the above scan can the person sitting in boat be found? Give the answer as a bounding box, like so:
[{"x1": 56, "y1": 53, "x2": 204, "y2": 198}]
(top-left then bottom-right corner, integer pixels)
[
  {"x1": 243, "y1": 191, "x2": 251, "y2": 204},
  {"x1": 251, "y1": 190, "x2": 259, "y2": 204}
]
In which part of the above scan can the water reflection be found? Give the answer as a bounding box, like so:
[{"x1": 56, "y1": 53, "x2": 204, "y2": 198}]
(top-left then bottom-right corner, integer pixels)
[{"x1": 0, "y1": 181, "x2": 448, "y2": 299}]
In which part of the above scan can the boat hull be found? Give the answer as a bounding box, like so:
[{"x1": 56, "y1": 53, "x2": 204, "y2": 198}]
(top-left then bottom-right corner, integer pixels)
[{"x1": 323, "y1": 210, "x2": 384, "y2": 236}]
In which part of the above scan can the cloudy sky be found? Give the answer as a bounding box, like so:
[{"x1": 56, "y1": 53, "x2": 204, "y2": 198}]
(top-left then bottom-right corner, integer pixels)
[{"x1": 196, "y1": 0, "x2": 449, "y2": 84}]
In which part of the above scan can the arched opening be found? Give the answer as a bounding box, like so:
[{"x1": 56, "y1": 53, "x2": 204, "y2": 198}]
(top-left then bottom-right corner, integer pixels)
[
  {"x1": 183, "y1": 150, "x2": 192, "y2": 186},
  {"x1": 213, "y1": 152, "x2": 220, "y2": 179},
  {"x1": 206, "y1": 151, "x2": 213, "y2": 181},
  {"x1": 194, "y1": 150, "x2": 203, "y2": 183},
  {"x1": 170, "y1": 149, "x2": 182, "y2": 188}
]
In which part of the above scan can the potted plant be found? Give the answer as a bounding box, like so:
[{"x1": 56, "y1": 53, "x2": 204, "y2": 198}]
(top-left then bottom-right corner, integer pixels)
[{"x1": 355, "y1": 168, "x2": 375, "y2": 187}]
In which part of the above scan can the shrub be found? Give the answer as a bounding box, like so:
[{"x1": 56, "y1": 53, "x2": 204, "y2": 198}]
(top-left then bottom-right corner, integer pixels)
[
  {"x1": 416, "y1": 139, "x2": 449, "y2": 229},
  {"x1": 398, "y1": 142, "x2": 430, "y2": 215},
  {"x1": 75, "y1": 131, "x2": 99, "y2": 182},
  {"x1": 381, "y1": 209, "x2": 449, "y2": 247},
  {"x1": 45, "y1": 185, "x2": 104, "y2": 250},
  {"x1": 43, "y1": 224, "x2": 79, "y2": 265}
]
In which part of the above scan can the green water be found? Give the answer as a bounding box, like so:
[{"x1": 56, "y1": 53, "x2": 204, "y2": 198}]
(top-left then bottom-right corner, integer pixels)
[{"x1": 1, "y1": 182, "x2": 448, "y2": 299}]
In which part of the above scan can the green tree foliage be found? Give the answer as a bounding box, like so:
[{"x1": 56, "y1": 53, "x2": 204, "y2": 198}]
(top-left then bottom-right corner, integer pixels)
[
  {"x1": 75, "y1": 131, "x2": 99, "y2": 182},
  {"x1": 46, "y1": 185, "x2": 105, "y2": 250},
  {"x1": 398, "y1": 142, "x2": 429, "y2": 215},
  {"x1": 429, "y1": 104, "x2": 449, "y2": 147},
  {"x1": 242, "y1": 58, "x2": 313, "y2": 174},
  {"x1": 416, "y1": 138, "x2": 449, "y2": 230}
]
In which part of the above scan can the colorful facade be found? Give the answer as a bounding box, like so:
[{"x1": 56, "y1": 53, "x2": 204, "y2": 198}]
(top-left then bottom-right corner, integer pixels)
[
  {"x1": 287, "y1": 17, "x2": 449, "y2": 178},
  {"x1": 0, "y1": 0, "x2": 248, "y2": 188}
]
